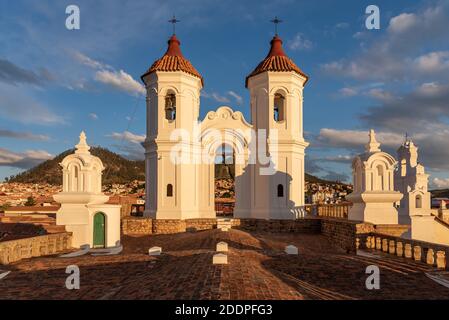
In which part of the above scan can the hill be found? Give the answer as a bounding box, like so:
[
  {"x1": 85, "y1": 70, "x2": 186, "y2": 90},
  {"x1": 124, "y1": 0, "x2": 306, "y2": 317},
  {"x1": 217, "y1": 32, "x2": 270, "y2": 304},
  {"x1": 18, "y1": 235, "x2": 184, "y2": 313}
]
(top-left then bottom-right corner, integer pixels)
[
  {"x1": 8, "y1": 147, "x2": 145, "y2": 185},
  {"x1": 8, "y1": 148, "x2": 343, "y2": 186}
]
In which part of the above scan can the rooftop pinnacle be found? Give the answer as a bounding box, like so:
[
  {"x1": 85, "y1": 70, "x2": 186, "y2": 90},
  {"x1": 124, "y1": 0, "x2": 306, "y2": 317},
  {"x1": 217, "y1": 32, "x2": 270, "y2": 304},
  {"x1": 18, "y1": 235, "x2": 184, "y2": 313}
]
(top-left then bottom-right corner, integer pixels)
[
  {"x1": 366, "y1": 129, "x2": 381, "y2": 153},
  {"x1": 75, "y1": 131, "x2": 91, "y2": 154}
]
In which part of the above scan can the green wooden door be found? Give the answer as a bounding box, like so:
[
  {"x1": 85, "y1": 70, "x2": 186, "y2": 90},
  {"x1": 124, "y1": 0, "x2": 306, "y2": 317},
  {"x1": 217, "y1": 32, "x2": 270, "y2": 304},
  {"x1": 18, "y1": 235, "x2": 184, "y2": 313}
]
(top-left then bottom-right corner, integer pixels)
[{"x1": 93, "y1": 212, "x2": 105, "y2": 248}]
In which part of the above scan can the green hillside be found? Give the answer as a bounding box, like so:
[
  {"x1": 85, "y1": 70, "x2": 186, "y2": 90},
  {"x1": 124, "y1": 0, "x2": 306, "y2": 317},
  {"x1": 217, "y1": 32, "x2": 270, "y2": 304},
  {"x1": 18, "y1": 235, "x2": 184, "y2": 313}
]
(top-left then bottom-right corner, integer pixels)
[{"x1": 8, "y1": 147, "x2": 145, "y2": 185}]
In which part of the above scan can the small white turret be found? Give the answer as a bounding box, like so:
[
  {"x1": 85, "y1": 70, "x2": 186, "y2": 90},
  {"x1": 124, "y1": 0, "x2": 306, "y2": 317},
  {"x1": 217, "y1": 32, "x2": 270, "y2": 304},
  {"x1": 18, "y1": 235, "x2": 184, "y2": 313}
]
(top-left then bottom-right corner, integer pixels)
[
  {"x1": 53, "y1": 131, "x2": 121, "y2": 249},
  {"x1": 347, "y1": 129, "x2": 402, "y2": 224}
]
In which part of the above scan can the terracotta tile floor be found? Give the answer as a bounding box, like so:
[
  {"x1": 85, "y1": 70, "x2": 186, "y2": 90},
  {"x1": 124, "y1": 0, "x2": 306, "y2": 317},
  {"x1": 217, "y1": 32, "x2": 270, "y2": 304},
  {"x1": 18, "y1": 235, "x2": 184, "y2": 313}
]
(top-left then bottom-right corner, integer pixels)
[{"x1": 0, "y1": 229, "x2": 448, "y2": 300}]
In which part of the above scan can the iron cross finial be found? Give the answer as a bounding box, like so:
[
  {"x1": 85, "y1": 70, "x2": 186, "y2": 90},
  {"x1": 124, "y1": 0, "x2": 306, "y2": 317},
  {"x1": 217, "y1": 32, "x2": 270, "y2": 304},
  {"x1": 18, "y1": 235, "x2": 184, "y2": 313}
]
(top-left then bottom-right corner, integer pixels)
[
  {"x1": 270, "y1": 16, "x2": 283, "y2": 35},
  {"x1": 168, "y1": 15, "x2": 180, "y2": 34}
]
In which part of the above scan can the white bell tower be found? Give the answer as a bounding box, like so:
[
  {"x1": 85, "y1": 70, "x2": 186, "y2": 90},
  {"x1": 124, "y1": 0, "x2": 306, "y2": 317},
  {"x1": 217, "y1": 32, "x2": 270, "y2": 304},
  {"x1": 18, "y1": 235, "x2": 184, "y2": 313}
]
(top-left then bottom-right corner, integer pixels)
[
  {"x1": 245, "y1": 34, "x2": 309, "y2": 219},
  {"x1": 141, "y1": 34, "x2": 204, "y2": 220},
  {"x1": 395, "y1": 138, "x2": 431, "y2": 223}
]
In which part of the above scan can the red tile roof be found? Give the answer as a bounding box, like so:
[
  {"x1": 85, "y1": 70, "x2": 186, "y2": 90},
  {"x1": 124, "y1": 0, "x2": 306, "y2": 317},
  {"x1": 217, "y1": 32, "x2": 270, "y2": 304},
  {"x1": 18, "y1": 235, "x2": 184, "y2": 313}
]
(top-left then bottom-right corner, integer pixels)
[
  {"x1": 246, "y1": 35, "x2": 309, "y2": 87},
  {"x1": 142, "y1": 35, "x2": 203, "y2": 85}
]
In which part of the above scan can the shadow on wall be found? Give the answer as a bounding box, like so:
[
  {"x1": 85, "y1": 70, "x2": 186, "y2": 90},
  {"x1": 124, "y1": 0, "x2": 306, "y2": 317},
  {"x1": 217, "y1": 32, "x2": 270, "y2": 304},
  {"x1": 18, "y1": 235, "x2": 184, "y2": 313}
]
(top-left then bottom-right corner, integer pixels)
[
  {"x1": 0, "y1": 223, "x2": 47, "y2": 242},
  {"x1": 235, "y1": 161, "x2": 299, "y2": 219}
]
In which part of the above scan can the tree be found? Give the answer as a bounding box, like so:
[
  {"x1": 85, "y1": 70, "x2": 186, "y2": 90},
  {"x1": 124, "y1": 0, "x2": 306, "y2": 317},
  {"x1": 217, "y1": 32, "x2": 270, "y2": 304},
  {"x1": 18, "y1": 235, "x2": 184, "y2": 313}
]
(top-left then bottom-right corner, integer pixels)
[
  {"x1": 24, "y1": 196, "x2": 36, "y2": 207},
  {"x1": 0, "y1": 202, "x2": 11, "y2": 212}
]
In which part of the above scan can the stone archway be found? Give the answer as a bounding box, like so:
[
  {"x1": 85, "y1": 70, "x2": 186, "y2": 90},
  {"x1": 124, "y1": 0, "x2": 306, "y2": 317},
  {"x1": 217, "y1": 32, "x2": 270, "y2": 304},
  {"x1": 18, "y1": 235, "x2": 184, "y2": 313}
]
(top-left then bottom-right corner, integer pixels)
[
  {"x1": 198, "y1": 106, "x2": 252, "y2": 218},
  {"x1": 214, "y1": 143, "x2": 236, "y2": 217}
]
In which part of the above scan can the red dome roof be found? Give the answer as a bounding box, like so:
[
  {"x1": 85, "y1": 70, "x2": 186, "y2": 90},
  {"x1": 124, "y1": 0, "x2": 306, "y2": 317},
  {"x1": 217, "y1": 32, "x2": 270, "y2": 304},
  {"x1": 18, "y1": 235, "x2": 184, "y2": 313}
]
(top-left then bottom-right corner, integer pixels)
[
  {"x1": 142, "y1": 35, "x2": 203, "y2": 85},
  {"x1": 246, "y1": 35, "x2": 308, "y2": 87}
]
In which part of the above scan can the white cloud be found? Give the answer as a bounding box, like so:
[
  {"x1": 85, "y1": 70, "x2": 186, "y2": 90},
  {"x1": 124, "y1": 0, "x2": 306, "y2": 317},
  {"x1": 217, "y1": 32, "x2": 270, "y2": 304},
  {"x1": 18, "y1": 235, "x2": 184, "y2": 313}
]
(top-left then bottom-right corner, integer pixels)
[
  {"x1": 95, "y1": 69, "x2": 145, "y2": 96},
  {"x1": 314, "y1": 126, "x2": 449, "y2": 173},
  {"x1": 335, "y1": 22, "x2": 349, "y2": 29},
  {"x1": 108, "y1": 131, "x2": 145, "y2": 144},
  {"x1": 432, "y1": 177, "x2": 449, "y2": 189},
  {"x1": 388, "y1": 13, "x2": 418, "y2": 34},
  {"x1": 360, "y1": 82, "x2": 449, "y2": 131},
  {"x1": 414, "y1": 51, "x2": 449, "y2": 73},
  {"x1": 72, "y1": 51, "x2": 145, "y2": 96},
  {"x1": 0, "y1": 84, "x2": 65, "y2": 125},
  {"x1": 287, "y1": 33, "x2": 313, "y2": 51},
  {"x1": 338, "y1": 87, "x2": 358, "y2": 97},
  {"x1": 0, "y1": 129, "x2": 49, "y2": 141},
  {"x1": 316, "y1": 128, "x2": 402, "y2": 149},
  {"x1": 0, "y1": 148, "x2": 53, "y2": 169},
  {"x1": 0, "y1": 58, "x2": 52, "y2": 86},
  {"x1": 89, "y1": 113, "x2": 98, "y2": 120},
  {"x1": 321, "y1": 3, "x2": 449, "y2": 82},
  {"x1": 107, "y1": 131, "x2": 145, "y2": 160},
  {"x1": 202, "y1": 91, "x2": 230, "y2": 104},
  {"x1": 72, "y1": 51, "x2": 109, "y2": 70},
  {"x1": 337, "y1": 83, "x2": 385, "y2": 98},
  {"x1": 352, "y1": 31, "x2": 365, "y2": 39},
  {"x1": 366, "y1": 88, "x2": 394, "y2": 101},
  {"x1": 320, "y1": 155, "x2": 353, "y2": 163},
  {"x1": 228, "y1": 91, "x2": 243, "y2": 105}
]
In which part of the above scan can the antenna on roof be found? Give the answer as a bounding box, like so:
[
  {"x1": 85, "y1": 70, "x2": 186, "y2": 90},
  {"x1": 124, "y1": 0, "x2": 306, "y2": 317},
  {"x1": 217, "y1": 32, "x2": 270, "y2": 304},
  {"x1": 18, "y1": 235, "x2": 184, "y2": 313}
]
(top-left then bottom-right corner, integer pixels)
[
  {"x1": 270, "y1": 16, "x2": 283, "y2": 35},
  {"x1": 168, "y1": 14, "x2": 180, "y2": 35}
]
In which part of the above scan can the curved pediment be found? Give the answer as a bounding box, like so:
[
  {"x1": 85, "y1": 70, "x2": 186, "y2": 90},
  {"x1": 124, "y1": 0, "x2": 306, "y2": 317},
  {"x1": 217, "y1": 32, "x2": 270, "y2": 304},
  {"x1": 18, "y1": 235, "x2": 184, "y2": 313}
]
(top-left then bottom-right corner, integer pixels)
[
  {"x1": 60, "y1": 153, "x2": 104, "y2": 171},
  {"x1": 201, "y1": 106, "x2": 252, "y2": 131}
]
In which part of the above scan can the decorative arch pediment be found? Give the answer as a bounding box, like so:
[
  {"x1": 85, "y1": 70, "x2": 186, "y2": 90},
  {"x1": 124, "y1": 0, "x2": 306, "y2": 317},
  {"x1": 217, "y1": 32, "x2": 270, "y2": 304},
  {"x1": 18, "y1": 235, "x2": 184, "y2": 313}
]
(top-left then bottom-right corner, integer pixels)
[
  {"x1": 61, "y1": 155, "x2": 86, "y2": 169},
  {"x1": 60, "y1": 154, "x2": 105, "y2": 171},
  {"x1": 364, "y1": 152, "x2": 397, "y2": 169},
  {"x1": 201, "y1": 106, "x2": 252, "y2": 131},
  {"x1": 200, "y1": 106, "x2": 252, "y2": 156}
]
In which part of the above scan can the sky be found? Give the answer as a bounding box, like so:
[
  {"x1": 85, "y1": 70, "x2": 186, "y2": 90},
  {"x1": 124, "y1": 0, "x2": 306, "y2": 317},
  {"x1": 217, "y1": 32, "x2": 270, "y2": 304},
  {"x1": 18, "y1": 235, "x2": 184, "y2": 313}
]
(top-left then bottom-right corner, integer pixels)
[{"x1": 0, "y1": 0, "x2": 449, "y2": 188}]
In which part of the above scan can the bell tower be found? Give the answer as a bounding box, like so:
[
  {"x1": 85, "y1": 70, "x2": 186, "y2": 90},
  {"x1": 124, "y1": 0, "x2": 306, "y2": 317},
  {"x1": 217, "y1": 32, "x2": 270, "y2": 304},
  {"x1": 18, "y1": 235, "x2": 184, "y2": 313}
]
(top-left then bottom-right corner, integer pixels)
[
  {"x1": 141, "y1": 32, "x2": 204, "y2": 220},
  {"x1": 245, "y1": 30, "x2": 309, "y2": 219},
  {"x1": 394, "y1": 138, "x2": 430, "y2": 223}
]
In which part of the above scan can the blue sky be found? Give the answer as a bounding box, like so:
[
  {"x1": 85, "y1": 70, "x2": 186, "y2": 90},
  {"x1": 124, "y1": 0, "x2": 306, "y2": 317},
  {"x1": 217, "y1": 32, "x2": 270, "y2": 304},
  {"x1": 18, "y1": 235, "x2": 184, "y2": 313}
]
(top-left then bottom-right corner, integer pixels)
[{"x1": 1, "y1": 0, "x2": 449, "y2": 188}]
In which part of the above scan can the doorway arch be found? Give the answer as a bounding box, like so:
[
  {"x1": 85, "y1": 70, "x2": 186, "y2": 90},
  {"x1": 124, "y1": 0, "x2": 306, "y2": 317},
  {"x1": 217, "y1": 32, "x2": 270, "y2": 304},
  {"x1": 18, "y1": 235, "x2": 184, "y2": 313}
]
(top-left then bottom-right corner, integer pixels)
[
  {"x1": 93, "y1": 212, "x2": 106, "y2": 248},
  {"x1": 200, "y1": 106, "x2": 253, "y2": 218},
  {"x1": 214, "y1": 143, "x2": 236, "y2": 217}
]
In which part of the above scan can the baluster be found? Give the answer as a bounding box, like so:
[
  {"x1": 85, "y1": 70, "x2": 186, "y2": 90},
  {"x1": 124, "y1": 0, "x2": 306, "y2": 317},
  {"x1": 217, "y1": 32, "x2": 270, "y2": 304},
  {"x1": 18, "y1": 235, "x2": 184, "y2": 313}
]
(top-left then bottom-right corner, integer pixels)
[
  {"x1": 396, "y1": 242, "x2": 403, "y2": 257},
  {"x1": 413, "y1": 246, "x2": 422, "y2": 261}
]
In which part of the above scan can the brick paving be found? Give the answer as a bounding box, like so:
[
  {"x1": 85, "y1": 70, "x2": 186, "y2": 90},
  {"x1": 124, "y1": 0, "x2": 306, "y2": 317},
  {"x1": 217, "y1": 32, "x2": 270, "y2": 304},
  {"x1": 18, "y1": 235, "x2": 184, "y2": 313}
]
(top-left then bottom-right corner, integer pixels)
[{"x1": 0, "y1": 229, "x2": 448, "y2": 300}]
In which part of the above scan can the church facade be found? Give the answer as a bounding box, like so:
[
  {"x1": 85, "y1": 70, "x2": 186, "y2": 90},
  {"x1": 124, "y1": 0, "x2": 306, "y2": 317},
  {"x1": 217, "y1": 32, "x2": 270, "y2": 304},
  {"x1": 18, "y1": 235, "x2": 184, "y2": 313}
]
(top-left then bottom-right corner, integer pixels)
[{"x1": 141, "y1": 33, "x2": 309, "y2": 221}]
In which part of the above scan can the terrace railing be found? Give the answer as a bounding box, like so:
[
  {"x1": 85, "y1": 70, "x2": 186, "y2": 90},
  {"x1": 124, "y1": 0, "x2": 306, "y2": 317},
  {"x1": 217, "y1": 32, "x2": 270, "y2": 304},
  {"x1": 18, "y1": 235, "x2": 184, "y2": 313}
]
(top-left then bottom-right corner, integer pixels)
[{"x1": 305, "y1": 202, "x2": 352, "y2": 219}]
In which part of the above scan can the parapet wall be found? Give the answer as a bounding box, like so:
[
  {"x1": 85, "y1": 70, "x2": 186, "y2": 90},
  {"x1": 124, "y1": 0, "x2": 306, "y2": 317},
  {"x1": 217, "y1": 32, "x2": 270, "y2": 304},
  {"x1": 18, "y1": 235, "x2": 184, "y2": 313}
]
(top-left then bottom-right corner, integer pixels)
[
  {"x1": 122, "y1": 217, "x2": 218, "y2": 235},
  {"x1": 234, "y1": 218, "x2": 321, "y2": 233},
  {"x1": 122, "y1": 217, "x2": 152, "y2": 235},
  {"x1": 0, "y1": 232, "x2": 72, "y2": 265},
  {"x1": 321, "y1": 218, "x2": 374, "y2": 254},
  {"x1": 121, "y1": 217, "x2": 322, "y2": 235}
]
